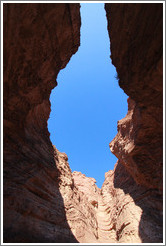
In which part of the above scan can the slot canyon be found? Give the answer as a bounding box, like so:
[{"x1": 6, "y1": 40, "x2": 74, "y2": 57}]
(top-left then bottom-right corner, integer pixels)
[{"x1": 3, "y1": 2, "x2": 163, "y2": 244}]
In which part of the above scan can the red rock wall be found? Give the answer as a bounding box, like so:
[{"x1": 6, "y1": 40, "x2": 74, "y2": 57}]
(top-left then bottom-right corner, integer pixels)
[
  {"x1": 3, "y1": 3, "x2": 163, "y2": 244},
  {"x1": 105, "y1": 3, "x2": 163, "y2": 189},
  {"x1": 101, "y1": 160, "x2": 163, "y2": 243},
  {"x1": 3, "y1": 3, "x2": 81, "y2": 243},
  {"x1": 54, "y1": 148, "x2": 99, "y2": 243},
  {"x1": 104, "y1": 3, "x2": 163, "y2": 243}
]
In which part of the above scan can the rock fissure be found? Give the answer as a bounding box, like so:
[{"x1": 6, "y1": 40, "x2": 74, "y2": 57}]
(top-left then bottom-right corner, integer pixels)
[{"x1": 3, "y1": 2, "x2": 163, "y2": 243}]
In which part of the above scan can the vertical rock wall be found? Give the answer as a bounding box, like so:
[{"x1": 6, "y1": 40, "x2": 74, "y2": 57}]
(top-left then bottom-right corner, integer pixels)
[
  {"x1": 3, "y1": 2, "x2": 163, "y2": 244},
  {"x1": 3, "y1": 3, "x2": 81, "y2": 243},
  {"x1": 105, "y1": 3, "x2": 163, "y2": 190},
  {"x1": 54, "y1": 148, "x2": 99, "y2": 243},
  {"x1": 103, "y1": 3, "x2": 163, "y2": 243}
]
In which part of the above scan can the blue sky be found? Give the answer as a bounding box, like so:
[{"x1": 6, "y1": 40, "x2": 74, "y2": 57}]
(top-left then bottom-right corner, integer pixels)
[{"x1": 48, "y1": 3, "x2": 128, "y2": 188}]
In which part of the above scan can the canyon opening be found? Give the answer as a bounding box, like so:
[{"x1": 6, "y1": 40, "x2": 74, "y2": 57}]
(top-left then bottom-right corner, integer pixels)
[
  {"x1": 48, "y1": 3, "x2": 128, "y2": 188},
  {"x1": 3, "y1": 2, "x2": 163, "y2": 244}
]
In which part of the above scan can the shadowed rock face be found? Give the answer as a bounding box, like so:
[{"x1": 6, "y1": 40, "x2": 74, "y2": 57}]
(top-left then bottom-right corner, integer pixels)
[
  {"x1": 3, "y1": 3, "x2": 163, "y2": 244},
  {"x1": 103, "y1": 3, "x2": 163, "y2": 243},
  {"x1": 101, "y1": 160, "x2": 163, "y2": 243},
  {"x1": 3, "y1": 3, "x2": 80, "y2": 243},
  {"x1": 105, "y1": 3, "x2": 163, "y2": 190}
]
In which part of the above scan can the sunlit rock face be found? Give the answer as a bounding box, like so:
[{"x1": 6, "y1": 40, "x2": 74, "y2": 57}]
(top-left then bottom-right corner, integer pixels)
[
  {"x1": 73, "y1": 171, "x2": 100, "y2": 207},
  {"x1": 3, "y1": 2, "x2": 163, "y2": 244},
  {"x1": 3, "y1": 3, "x2": 81, "y2": 243},
  {"x1": 104, "y1": 3, "x2": 163, "y2": 243},
  {"x1": 101, "y1": 160, "x2": 163, "y2": 243},
  {"x1": 55, "y1": 153, "x2": 99, "y2": 243}
]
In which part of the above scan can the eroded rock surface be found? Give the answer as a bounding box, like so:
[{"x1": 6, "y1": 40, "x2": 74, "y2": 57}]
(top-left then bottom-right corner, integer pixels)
[
  {"x1": 54, "y1": 148, "x2": 99, "y2": 243},
  {"x1": 3, "y1": 3, "x2": 81, "y2": 243},
  {"x1": 101, "y1": 160, "x2": 163, "y2": 243},
  {"x1": 104, "y1": 3, "x2": 163, "y2": 243},
  {"x1": 73, "y1": 171, "x2": 100, "y2": 207},
  {"x1": 3, "y1": 2, "x2": 163, "y2": 244},
  {"x1": 105, "y1": 3, "x2": 163, "y2": 190}
]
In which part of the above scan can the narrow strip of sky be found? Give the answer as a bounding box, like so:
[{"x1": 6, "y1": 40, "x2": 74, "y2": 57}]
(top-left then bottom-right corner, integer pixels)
[{"x1": 48, "y1": 3, "x2": 128, "y2": 188}]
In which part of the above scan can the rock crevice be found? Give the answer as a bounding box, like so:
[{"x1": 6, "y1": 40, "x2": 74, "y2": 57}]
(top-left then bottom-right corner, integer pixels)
[{"x1": 3, "y1": 3, "x2": 163, "y2": 243}]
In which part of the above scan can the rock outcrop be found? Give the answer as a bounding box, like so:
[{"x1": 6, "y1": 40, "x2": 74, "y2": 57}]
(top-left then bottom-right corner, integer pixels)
[
  {"x1": 3, "y1": 2, "x2": 163, "y2": 244},
  {"x1": 55, "y1": 148, "x2": 99, "y2": 243},
  {"x1": 105, "y1": 3, "x2": 163, "y2": 190},
  {"x1": 73, "y1": 171, "x2": 99, "y2": 207},
  {"x1": 101, "y1": 161, "x2": 163, "y2": 243},
  {"x1": 3, "y1": 3, "x2": 81, "y2": 243},
  {"x1": 103, "y1": 3, "x2": 163, "y2": 243}
]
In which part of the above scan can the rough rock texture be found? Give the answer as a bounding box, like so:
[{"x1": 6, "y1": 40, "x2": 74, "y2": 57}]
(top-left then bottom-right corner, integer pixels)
[
  {"x1": 106, "y1": 3, "x2": 163, "y2": 190},
  {"x1": 101, "y1": 160, "x2": 163, "y2": 243},
  {"x1": 3, "y1": 2, "x2": 163, "y2": 244},
  {"x1": 55, "y1": 148, "x2": 99, "y2": 243},
  {"x1": 3, "y1": 3, "x2": 81, "y2": 243},
  {"x1": 72, "y1": 172, "x2": 116, "y2": 243},
  {"x1": 104, "y1": 3, "x2": 163, "y2": 243},
  {"x1": 73, "y1": 171, "x2": 99, "y2": 207}
]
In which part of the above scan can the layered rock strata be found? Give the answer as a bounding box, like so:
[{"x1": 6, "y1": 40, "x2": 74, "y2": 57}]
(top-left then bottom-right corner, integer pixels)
[
  {"x1": 55, "y1": 148, "x2": 99, "y2": 243},
  {"x1": 3, "y1": 2, "x2": 163, "y2": 244},
  {"x1": 3, "y1": 3, "x2": 81, "y2": 243},
  {"x1": 104, "y1": 3, "x2": 163, "y2": 243},
  {"x1": 101, "y1": 160, "x2": 163, "y2": 243},
  {"x1": 105, "y1": 3, "x2": 163, "y2": 190}
]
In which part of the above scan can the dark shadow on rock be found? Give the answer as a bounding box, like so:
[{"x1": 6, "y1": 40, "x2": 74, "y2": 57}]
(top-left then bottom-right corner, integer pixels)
[
  {"x1": 3, "y1": 3, "x2": 80, "y2": 243},
  {"x1": 3, "y1": 123, "x2": 78, "y2": 243},
  {"x1": 113, "y1": 161, "x2": 163, "y2": 243}
]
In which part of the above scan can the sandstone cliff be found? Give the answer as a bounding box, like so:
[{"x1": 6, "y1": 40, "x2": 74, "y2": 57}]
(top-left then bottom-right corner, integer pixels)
[
  {"x1": 3, "y1": 2, "x2": 163, "y2": 244},
  {"x1": 55, "y1": 147, "x2": 99, "y2": 243},
  {"x1": 3, "y1": 3, "x2": 81, "y2": 243},
  {"x1": 104, "y1": 3, "x2": 163, "y2": 243},
  {"x1": 101, "y1": 160, "x2": 163, "y2": 243},
  {"x1": 105, "y1": 3, "x2": 163, "y2": 190}
]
